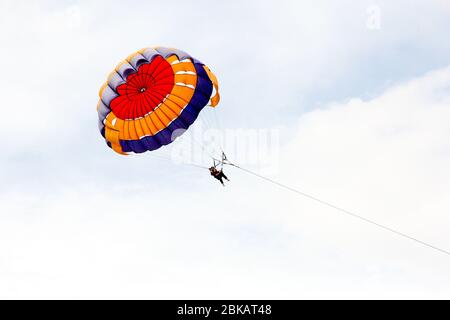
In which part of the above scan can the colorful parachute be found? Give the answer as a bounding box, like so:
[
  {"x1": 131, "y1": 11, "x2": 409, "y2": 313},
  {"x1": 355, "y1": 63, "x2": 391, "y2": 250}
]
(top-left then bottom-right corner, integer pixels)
[{"x1": 97, "y1": 46, "x2": 220, "y2": 155}]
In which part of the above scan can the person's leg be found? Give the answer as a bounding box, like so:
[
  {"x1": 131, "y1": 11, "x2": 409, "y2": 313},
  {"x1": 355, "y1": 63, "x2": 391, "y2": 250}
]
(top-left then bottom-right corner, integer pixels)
[{"x1": 222, "y1": 172, "x2": 229, "y2": 181}]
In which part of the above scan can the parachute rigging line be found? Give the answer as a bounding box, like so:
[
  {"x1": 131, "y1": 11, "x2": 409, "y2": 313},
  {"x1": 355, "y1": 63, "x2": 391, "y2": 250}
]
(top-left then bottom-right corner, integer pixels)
[{"x1": 227, "y1": 163, "x2": 450, "y2": 258}]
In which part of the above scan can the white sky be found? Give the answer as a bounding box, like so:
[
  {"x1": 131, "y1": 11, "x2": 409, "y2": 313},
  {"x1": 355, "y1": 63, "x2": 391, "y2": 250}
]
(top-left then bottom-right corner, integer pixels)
[{"x1": 1, "y1": 0, "x2": 450, "y2": 299}]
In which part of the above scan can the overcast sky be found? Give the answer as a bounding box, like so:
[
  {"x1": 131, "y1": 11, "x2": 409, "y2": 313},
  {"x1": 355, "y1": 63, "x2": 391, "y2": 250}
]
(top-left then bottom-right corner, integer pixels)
[{"x1": 1, "y1": 0, "x2": 450, "y2": 299}]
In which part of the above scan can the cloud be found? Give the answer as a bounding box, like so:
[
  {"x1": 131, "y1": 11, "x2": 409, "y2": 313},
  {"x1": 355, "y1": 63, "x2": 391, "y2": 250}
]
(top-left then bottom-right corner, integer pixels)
[
  {"x1": 1, "y1": 64, "x2": 450, "y2": 299},
  {"x1": 1, "y1": 0, "x2": 450, "y2": 299}
]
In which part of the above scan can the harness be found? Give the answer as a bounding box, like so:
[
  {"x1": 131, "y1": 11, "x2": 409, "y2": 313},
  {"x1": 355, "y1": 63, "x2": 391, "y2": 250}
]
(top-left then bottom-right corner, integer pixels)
[{"x1": 213, "y1": 152, "x2": 230, "y2": 170}]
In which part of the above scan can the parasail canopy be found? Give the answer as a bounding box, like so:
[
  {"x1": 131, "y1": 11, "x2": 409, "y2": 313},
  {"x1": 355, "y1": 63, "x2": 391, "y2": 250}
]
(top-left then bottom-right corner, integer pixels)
[{"x1": 97, "y1": 46, "x2": 220, "y2": 155}]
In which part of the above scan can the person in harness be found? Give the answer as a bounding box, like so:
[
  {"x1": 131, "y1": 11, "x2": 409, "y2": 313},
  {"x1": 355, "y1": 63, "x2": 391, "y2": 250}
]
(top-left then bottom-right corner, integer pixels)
[
  {"x1": 209, "y1": 166, "x2": 230, "y2": 186},
  {"x1": 209, "y1": 153, "x2": 230, "y2": 186}
]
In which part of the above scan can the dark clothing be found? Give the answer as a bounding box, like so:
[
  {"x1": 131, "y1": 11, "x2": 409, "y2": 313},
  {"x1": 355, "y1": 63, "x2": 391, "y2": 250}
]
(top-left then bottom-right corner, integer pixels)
[{"x1": 210, "y1": 168, "x2": 229, "y2": 186}]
